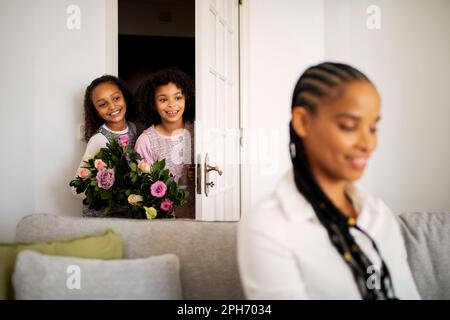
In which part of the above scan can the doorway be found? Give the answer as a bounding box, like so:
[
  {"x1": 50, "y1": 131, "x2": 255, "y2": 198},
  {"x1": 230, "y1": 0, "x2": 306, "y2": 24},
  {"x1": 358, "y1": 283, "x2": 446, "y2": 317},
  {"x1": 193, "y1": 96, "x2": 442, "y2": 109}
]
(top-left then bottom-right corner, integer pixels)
[
  {"x1": 118, "y1": 0, "x2": 196, "y2": 220},
  {"x1": 118, "y1": 0, "x2": 195, "y2": 94},
  {"x1": 111, "y1": 0, "x2": 243, "y2": 221}
]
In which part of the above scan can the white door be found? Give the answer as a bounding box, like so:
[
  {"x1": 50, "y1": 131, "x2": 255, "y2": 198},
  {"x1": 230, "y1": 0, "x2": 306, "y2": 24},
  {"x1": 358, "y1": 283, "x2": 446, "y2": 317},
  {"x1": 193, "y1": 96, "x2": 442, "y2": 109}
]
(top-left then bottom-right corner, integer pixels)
[{"x1": 195, "y1": 0, "x2": 241, "y2": 221}]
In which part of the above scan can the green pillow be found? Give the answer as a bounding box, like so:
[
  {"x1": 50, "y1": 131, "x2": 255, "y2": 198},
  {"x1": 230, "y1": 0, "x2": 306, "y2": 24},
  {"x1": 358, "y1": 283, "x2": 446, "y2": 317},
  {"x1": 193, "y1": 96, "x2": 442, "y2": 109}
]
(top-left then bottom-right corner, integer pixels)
[{"x1": 0, "y1": 229, "x2": 123, "y2": 300}]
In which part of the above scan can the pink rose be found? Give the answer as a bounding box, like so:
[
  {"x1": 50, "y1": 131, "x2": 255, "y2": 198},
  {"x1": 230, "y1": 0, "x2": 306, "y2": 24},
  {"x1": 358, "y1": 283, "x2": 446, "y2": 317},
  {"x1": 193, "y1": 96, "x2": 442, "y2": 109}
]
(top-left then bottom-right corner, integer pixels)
[
  {"x1": 76, "y1": 168, "x2": 91, "y2": 179},
  {"x1": 119, "y1": 134, "x2": 130, "y2": 147},
  {"x1": 138, "y1": 160, "x2": 151, "y2": 174},
  {"x1": 94, "y1": 159, "x2": 107, "y2": 171},
  {"x1": 160, "y1": 199, "x2": 173, "y2": 212},
  {"x1": 96, "y1": 169, "x2": 115, "y2": 190},
  {"x1": 150, "y1": 181, "x2": 167, "y2": 198}
]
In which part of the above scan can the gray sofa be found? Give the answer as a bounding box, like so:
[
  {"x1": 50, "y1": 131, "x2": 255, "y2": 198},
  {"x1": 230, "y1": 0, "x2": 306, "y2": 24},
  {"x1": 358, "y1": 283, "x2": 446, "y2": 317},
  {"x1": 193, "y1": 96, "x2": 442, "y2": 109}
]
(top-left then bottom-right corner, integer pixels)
[{"x1": 15, "y1": 212, "x2": 450, "y2": 299}]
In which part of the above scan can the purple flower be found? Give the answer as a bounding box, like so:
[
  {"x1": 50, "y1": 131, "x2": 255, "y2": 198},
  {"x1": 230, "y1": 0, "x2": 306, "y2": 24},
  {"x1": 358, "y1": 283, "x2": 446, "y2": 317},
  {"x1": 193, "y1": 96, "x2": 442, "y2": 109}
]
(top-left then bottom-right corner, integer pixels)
[
  {"x1": 160, "y1": 199, "x2": 173, "y2": 212},
  {"x1": 118, "y1": 134, "x2": 130, "y2": 147},
  {"x1": 150, "y1": 181, "x2": 167, "y2": 198},
  {"x1": 96, "y1": 169, "x2": 115, "y2": 190}
]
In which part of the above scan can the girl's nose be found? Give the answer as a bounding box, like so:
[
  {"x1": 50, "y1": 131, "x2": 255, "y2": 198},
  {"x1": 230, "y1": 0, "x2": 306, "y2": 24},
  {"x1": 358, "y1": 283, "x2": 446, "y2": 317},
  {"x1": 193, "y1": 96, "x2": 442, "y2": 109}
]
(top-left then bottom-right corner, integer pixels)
[{"x1": 108, "y1": 100, "x2": 116, "y2": 108}]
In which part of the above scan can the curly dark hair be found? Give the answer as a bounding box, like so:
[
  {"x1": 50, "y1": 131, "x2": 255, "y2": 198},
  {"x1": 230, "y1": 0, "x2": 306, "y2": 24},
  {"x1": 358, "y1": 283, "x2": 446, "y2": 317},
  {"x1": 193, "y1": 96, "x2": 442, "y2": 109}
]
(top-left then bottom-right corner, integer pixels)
[
  {"x1": 134, "y1": 67, "x2": 195, "y2": 127},
  {"x1": 83, "y1": 75, "x2": 138, "y2": 142}
]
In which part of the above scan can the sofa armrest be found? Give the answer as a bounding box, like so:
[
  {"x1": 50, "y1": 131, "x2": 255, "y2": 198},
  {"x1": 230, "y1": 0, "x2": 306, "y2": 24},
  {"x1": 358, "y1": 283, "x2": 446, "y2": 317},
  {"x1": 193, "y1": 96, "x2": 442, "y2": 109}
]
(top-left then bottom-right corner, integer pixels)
[{"x1": 397, "y1": 212, "x2": 450, "y2": 299}]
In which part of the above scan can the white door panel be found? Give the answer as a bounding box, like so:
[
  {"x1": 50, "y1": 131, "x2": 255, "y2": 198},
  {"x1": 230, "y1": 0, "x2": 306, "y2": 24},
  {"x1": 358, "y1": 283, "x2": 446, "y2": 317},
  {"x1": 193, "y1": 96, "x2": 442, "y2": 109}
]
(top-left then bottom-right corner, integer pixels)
[{"x1": 195, "y1": 0, "x2": 240, "y2": 221}]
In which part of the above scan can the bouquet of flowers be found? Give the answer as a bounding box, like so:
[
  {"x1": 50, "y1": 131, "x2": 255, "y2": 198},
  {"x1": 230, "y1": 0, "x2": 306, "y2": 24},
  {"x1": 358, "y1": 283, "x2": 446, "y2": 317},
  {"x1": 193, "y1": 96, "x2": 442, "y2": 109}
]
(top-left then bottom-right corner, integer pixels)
[
  {"x1": 127, "y1": 159, "x2": 189, "y2": 219},
  {"x1": 70, "y1": 135, "x2": 189, "y2": 219}
]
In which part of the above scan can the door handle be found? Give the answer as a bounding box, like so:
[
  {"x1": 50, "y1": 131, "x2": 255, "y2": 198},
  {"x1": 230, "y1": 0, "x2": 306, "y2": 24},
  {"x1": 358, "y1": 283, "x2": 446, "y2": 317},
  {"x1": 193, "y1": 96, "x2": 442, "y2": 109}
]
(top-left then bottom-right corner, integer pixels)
[
  {"x1": 206, "y1": 164, "x2": 223, "y2": 176},
  {"x1": 204, "y1": 153, "x2": 223, "y2": 197}
]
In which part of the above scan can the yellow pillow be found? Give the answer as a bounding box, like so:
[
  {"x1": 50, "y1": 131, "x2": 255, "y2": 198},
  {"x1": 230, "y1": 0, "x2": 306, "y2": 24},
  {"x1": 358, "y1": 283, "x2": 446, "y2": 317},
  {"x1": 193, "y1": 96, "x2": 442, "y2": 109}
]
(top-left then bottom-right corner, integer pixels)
[{"x1": 0, "y1": 229, "x2": 123, "y2": 300}]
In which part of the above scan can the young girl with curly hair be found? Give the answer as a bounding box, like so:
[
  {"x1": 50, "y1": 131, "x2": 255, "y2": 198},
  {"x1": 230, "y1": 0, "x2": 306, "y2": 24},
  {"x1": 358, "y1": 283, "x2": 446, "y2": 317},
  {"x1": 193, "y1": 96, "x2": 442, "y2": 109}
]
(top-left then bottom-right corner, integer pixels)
[{"x1": 134, "y1": 68, "x2": 195, "y2": 219}]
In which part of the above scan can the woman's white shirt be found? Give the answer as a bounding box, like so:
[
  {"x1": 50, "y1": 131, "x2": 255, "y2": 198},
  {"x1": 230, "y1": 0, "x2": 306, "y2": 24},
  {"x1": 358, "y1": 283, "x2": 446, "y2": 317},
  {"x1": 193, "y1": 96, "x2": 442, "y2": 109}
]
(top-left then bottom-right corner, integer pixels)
[{"x1": 238, "y1": 169, "x2": 421, "y2": 300}]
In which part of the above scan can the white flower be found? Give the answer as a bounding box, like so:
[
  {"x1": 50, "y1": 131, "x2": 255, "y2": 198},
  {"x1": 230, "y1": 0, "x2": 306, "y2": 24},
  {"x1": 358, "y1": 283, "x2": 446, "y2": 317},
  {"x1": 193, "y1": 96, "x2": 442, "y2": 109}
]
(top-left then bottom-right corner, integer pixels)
[
  {"x1": 82, "y1": 154, "x2": 94, "y2": 163},
  {"x1": 127, "y1": 194, "x2": 143, "y2": 206}
]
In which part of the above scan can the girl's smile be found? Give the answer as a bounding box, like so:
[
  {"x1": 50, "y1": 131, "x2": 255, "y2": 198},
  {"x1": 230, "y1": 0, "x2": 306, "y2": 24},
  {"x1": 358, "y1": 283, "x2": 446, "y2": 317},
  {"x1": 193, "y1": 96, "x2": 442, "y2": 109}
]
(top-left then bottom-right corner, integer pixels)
[
  {"x1": 154, "y1": 82, "x2": 186, "y2": 126},
  {"x1": 108, "y1": 109, "x2": 122, "y2": 117},
  {"x1": 165, "y1": 109, "x2": 180, "y2": 117}
]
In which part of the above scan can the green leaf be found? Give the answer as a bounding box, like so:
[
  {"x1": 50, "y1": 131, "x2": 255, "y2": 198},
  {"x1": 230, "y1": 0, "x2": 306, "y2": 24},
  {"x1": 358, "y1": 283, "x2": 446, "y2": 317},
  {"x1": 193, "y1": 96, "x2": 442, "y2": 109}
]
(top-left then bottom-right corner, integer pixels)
[
  {"x1": 104, "y1": 205, "x2": 111, "y2": 214},
  {"x1": 166, "y1": 176, "x2": 174, "y2": 185},
  {"x1": 75, "y1": 185, "x2": 86, "y2": 194},
  {"x1": 178, "y1": 176, "x2": 186, "y2": 186},
  {"x1": 101, "y1": 190, "x2": 113, "y2": 200},
  {"x1": 69, "y1": 180, "x2": 80, "y2": 188},
  {"x1": 129, "y1": 162, "x2": 137, "y2": 172}
]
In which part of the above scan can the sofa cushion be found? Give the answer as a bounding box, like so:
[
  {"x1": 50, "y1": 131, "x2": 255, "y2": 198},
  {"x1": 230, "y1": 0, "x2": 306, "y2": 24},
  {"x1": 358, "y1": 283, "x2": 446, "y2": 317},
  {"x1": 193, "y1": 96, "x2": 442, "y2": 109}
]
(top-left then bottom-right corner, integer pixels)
[
  {"x1": 15, "y1": 214, "x2": 245, "y2": 300},
  {"x1": 397, "y1": 212, "x2": 450, "y2": 299},
  {"x1": 13, "y1": 250, "x2": 181, "y2": 300},
  {"x1": 1, "y1": 228, "x2": 123, "y2": 300}
]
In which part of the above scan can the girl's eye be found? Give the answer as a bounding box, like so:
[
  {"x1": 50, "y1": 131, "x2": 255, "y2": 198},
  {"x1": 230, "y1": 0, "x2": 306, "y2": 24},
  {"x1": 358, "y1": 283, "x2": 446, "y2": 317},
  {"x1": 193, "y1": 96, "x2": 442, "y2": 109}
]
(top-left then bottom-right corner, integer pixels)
[
  {"x1": 370, "y1": 127, "x2": 378, "y2": 134},
  {"x1": 175, "y1": 96, "x2": 183, "y2": 101},
  {"x1": 98, "y1": 103, "x2": 106, "y2": 108},
  {"x1": 113, "y1": 96, "x2": 120, "y2": 101}
]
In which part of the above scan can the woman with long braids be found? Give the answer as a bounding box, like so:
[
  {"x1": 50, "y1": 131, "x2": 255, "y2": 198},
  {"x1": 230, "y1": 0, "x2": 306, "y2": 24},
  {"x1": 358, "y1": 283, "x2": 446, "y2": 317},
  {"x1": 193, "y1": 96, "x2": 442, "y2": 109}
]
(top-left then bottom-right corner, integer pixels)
[{"x1": 238, "y1": 62, "x2": 421, "y2": 299}]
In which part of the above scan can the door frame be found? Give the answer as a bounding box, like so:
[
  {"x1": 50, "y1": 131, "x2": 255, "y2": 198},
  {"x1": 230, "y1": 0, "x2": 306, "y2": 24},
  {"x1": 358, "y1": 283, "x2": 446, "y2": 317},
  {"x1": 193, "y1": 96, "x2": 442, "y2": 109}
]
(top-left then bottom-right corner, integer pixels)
[
  {"x1": 105, "y1": 0, "x2": 252, "y2": 220},
  {"x1": 238, "y1": 0, "x2": 251, "y2": 219},
  {"x1": 106, "y1": 0, "x2": 118, "y2": 76}
]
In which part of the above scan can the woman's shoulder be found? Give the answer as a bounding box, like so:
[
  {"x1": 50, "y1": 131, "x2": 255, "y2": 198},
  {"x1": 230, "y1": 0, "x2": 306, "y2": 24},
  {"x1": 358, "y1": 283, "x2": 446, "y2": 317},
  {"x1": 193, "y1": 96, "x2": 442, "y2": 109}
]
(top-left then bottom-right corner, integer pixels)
[
  {"x1": 356, "y1": 187, "x2": 396, "y2": 217},
  {"x1": 243, "y1": 171, "x2": 297, "y2": 232},
  {"x1": 239, "y1": 187, "x2": 292, "y2": 250},
  {"x1": 354, "y1": 187, "x2": 404, "y2": 236},
  {"x1": 251, "y1": 194, "x2": 283, "y2": 220}
]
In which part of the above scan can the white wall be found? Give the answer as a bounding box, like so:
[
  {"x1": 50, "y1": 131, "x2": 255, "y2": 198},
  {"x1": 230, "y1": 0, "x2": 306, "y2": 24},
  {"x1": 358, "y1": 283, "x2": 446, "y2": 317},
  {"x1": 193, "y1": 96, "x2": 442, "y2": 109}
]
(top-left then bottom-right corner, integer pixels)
[
  {"x1": 0, "y1": 0, "x2": 107, "y2": 241},
  {"x1": 324, "y1": 0, "x2": 450, "y2": 213},
  {"x1": 242, "y1": 0, "x2": 325, "y2": 213},
  {"x1": 244, "y1": 0, "x2": 450, "y2": 215}
]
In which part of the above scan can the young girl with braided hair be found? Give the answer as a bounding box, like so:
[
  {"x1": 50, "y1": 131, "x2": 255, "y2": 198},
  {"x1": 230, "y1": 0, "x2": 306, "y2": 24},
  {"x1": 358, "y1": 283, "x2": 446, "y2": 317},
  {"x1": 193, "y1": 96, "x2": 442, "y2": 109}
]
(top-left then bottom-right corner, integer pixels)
[{"x1": 238, "y1": 62, "x2": 421, "y2": 300}]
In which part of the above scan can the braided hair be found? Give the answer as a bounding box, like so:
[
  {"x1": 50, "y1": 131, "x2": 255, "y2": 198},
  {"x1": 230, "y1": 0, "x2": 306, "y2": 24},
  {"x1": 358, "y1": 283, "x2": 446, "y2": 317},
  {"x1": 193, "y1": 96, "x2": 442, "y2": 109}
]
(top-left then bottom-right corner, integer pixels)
[{"x1": 290, "y1": 62, "x2": 397, "y2": 299}]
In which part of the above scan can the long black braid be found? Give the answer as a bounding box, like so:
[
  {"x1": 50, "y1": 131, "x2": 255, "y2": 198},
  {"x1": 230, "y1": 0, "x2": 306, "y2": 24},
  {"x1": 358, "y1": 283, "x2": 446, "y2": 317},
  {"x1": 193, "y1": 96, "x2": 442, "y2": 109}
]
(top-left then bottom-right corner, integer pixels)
[{"x1": 290, "y1": 62, "x2": 397, "y2": 299}]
